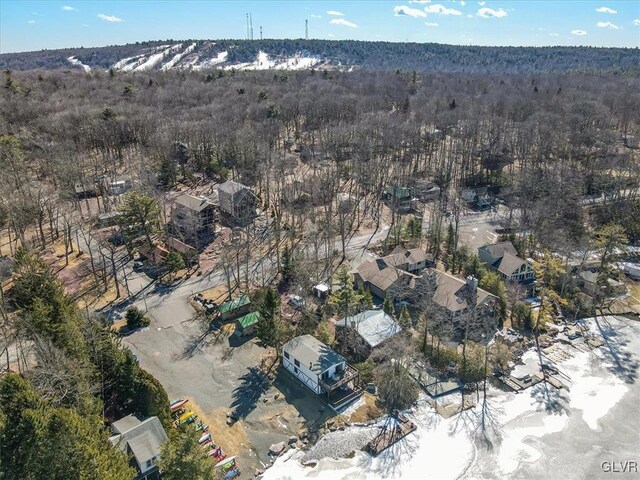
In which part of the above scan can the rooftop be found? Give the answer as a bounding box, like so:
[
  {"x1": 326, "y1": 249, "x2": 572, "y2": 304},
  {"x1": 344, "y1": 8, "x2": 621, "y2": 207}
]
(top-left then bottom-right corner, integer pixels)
[
  {"x1": 174, "y1": 193, "x2": 214, "y2": 212},
  {"x1": 219, "y1": 295, "x2": 250, "y2": 314},
  {"x1": 480, "y1": 241, "x2": 519, "y2": 260},
  {"x1": 218, "y1": 180, "x2": 250, "y2": 195},
  {"x1": 336, "y1": 310, "x2": 402, "y2": 348},
  {"x1": 431, "y1": 270, "x2": 496, "y2": 312},
  {"x1": 109, "y1": 415, "x2": 168, "y2": 471},
  {"x1": 236, "y1": 311, "x2": 260, "y2": 329},
  {"x1": 496, "y1": 251, "x2": 528, "y2": 276},
  {"x1": 283, "y1": 334, "x2": 346, "y2": 375},
  {"x1": 385, "y1": 186, "x2": 411, "y2": 199}
]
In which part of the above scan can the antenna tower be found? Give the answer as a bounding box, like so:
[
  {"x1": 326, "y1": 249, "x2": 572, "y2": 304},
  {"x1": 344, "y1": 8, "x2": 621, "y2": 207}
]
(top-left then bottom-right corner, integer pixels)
[{"x1": 305, "y1": 19, "x2": 308, "y2": 40}]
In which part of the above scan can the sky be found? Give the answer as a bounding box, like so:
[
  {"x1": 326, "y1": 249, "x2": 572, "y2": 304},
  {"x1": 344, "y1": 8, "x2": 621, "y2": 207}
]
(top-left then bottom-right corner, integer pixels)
[{"x1": 1, "y1": 1, "x2": 639, "y2": 53}]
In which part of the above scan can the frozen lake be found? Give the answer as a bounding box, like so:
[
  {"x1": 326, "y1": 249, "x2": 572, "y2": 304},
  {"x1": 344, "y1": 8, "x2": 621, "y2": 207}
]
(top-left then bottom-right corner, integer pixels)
[{"x1": 263, "y1": 316, "x2": 640, "y2": 480}]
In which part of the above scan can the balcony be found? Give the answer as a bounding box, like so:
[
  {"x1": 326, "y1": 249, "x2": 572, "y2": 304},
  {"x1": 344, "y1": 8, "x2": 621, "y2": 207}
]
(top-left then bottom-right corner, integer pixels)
[{"x1": 318, "y1": 363, "x2": 360, "y2": 393}]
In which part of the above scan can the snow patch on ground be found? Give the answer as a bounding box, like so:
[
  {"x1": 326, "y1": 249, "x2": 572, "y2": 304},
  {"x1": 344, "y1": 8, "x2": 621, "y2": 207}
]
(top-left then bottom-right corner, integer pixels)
[
  {"x1": 112, "y1": 54, "x2": 145, "y2": 70},
  {"x1": 67, "y1": 56, "x2": 91, "y2": 72},
  {"x1": 134, "y1": 44, "x2": 182, "y2": 71},
  {"x1": 110, "y1": 46, "x2": 323, "y2": 72},
  {"x1": 161, "y1": 43, "x2": 196, "y2": 71},
  {"x1": 192, "y1": 51, "x2": 228, "y2": 70},
  {"x1": 273, "y1": 55, "x2": 322, "y2": 70}
]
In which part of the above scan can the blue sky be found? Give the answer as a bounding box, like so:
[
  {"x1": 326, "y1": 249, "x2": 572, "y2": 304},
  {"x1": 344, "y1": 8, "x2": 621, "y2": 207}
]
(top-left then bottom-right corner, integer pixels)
[{"x1": 2, "y1": 1, "x2": 639, "y2": 53}]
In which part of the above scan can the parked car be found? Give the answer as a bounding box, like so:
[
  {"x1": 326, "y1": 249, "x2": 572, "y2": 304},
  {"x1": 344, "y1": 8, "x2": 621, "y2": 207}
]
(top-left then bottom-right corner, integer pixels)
[
  {"x1": 133, "y1": 260, "x2": 145, "y2": 271},
  {"x1": 567, "y1": 332, "x2": 581, "y2": 341},
  {"x1": 287, "y1": 295, "x2": 305, "y2": 310}
]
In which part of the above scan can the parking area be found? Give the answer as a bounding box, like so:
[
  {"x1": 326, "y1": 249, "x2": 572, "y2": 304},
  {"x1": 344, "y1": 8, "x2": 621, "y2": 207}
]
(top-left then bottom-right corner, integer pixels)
[{"x1": 122, "y1": 291, "x2": 341, "y2": 477}]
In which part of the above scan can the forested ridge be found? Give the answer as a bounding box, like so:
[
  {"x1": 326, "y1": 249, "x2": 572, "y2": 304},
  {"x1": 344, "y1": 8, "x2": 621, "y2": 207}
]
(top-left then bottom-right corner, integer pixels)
[{"x1": 1, "y1": 38, "x2": 639, "y2": 73}]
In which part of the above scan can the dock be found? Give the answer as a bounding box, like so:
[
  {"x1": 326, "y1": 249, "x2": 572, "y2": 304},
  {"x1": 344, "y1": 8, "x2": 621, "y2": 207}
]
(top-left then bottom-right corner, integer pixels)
[{"x1": 365, "y1": 415, "x2": 417, "y2": 456}]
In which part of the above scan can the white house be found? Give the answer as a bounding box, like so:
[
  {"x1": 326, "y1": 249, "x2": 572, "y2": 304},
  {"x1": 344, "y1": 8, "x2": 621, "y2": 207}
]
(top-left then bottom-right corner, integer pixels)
[
  {"x1": 282, "y1": 335, "x2": 360, "y2": 407},
  {"x1": 109, "y1": 414, "x2": 168, "y2": 480}
]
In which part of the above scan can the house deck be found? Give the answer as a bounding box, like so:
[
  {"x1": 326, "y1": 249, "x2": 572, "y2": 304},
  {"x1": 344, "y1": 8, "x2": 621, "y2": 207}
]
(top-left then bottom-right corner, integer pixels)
[{"x1": 366, "y1": 415, "x2": 417, "y2": 456}]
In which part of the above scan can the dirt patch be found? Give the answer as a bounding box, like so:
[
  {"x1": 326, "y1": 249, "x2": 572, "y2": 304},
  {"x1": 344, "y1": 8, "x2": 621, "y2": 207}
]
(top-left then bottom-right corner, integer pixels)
[
  {"x1": 344, "y1": 392, "x2": 384, "y2": 423},
  {"x1": 198, "y1": 284, "x2": 229, "y2": 303}
]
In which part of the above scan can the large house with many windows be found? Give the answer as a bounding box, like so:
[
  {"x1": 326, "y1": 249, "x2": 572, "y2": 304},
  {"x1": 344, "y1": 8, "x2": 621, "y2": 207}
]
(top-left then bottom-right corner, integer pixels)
[{"x1": 478, "y1": 241, "x2": 535, "y2": 284}]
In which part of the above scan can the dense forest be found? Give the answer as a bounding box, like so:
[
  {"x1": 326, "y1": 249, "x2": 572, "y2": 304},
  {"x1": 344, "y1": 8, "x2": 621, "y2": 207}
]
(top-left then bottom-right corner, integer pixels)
[
  {"x1": 1, "y1": 39, "x2": 639, "y2": 74},
  {"x1": 1, "y1": 67, "x2": 638, "y2": 249}
]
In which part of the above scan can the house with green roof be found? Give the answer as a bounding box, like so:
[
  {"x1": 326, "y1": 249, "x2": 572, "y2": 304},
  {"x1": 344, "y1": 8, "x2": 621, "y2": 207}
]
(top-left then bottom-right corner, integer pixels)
[
  {"x1": 235, "y1": 311, "x2": 260, "y2": 336},
  {"x1": 383, "y1": 185, "x2": 414, "y2": 212},
  {"x1": 218, "y1": 295, "x2": 251, "y2": 321}
]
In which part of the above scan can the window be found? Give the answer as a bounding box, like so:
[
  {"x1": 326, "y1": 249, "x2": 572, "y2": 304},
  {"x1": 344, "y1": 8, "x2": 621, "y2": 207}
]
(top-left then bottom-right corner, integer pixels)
[
  {"x1": 283, "y1": 351, "x2": 290, "y2": 360},
  {"x1": 294, "y1": 359, "x2": 300, "y2": 368},
  {"x1": 294, "y1": 366, "x2": 299, "y2": 374}
]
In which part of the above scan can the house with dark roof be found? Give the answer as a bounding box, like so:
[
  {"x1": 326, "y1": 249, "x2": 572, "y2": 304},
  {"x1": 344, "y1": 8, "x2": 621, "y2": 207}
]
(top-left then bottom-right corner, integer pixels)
[
  {"x1": 109, "y1": 415, "x2": 168, "y2": 480},
  {"x1": 386, "y1": 245, "x2": 433, "y2": 273},
  {"x1": 353, "y1": 246, "x2": 431, "y2": 301},
  {"x1": 478, "y1": 241, "x2": 534, "y2": 284},
  {"x1": 335, "y1": 310, "x2": 402, "y2": 359},
  {"x1": 383, "y1": 186, "x2": 414, "y2": 212},
  {"x1": 170, "y1": 194, "x2": 217, "y2": 247},
  {"x1": 408, "y1": 270, "x2": 498, "y2": 341},
  {"x1": 74, "y1": 178, "x2": 98, "y2": 198},
  {"x1": 354, "y1": 257, "x2": 416, "y2": 301},
  {"x1": 217, "y1": 180, "x2": 259, "y2": 224},
  {"x1": 282, "y1": 335, "x2": 361, "y2": 407},
  {"x1": 412, "y1": 179, "x2": 441, "y2": 202}
]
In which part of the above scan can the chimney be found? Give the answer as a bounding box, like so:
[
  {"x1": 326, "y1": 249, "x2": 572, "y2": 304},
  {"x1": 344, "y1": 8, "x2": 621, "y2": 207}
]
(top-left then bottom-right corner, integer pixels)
[{"x1": 466, "y1": 275, "x2": 478, "y2": 293}]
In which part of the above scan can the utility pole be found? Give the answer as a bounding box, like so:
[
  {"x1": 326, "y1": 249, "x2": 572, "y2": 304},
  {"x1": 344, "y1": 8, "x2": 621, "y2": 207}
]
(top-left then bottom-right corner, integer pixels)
[
  {"x1": 246, "y1": 13, "x2": 249, "y2": 40},
  {"x1": 260, "y1": 26, "x2": 263, "y2": 40},
  {"x1": 305, "y1": 19, "x2": 308, "y2": 40},
  {"x1": 250, "y1": 13, "x2": 254, "y2": 40}
]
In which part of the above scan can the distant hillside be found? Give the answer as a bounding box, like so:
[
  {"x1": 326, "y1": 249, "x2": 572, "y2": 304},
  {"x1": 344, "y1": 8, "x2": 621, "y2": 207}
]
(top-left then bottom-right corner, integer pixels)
[{"x1": 1, "y1": 39, "x2": 638, "y2": 74}]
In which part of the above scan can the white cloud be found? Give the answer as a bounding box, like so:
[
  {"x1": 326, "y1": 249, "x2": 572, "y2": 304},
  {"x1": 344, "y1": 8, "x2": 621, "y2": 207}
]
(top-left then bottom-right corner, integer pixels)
[
  {"x1": 633, "y1": 19, "x2": 640, "y2": 26},
  {"x1": 27, "y1": 20, "x2": 36, "y2": 24},
  {"x1": 467, "y1": 14, "x2": 473, "y2": 17},
  {"x1": 477, "y1": 7, "x2": 507, "y2": 18},
  {"x1": 394, "y1": 5, "x2": 427, "y2": 18},
  {"x1": 310, "y1": 14, "x2": 322, "y2": 18},
  {"x1": 460, "y1": 1, "x2": 466, "y2": 5},
  {"x1": 478, "y1": 1, "x2": 486, "y2": 5},
  {"x1": 596, "y1": 21, "x2": 619, "y2": 29},
  {"x1": 595, "y1": 7, "x2": 617, "y2": 14},
  {"x1": 424, "y1": 4, "x2": 462, "y2": 15},
  {"x1": 326, "y1": 10, "x2": 344, "y2": 16},
  {"x1": 409, "y1": 0, "x2": 432, "y2": 3},
  {"x1": 98, "y1": 14, "x2": 123, "y2": 22},
  {"x1": 425, "y1": 21, "x2": 439, "y2": 27},
  {"x1": 571, "y1": 29, "x2": 587, "y2": 36},
  {"x1": 327, "y1": 33, "x2": 335, "y2": 38},
  {"x1": 330, "y1": 18, "x2": 358, "y2": 28},
  {"x1": 62, "y1": 5, "x2": 76, "y2": 11},
  {"x1": 549, "y1": 33, "x2": 560, "y2": 36}
]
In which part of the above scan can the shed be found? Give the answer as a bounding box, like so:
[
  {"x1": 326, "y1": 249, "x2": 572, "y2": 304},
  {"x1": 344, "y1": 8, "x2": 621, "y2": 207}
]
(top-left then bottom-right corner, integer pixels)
[
  {"x1": 218, "y1": 295, "x2": 251, "y2": 321},
  {"x1": 235, "y1": 312, "x2": 260, "y2": 336}
]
